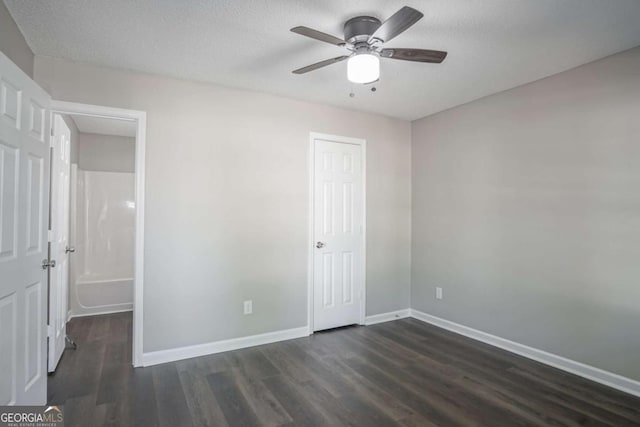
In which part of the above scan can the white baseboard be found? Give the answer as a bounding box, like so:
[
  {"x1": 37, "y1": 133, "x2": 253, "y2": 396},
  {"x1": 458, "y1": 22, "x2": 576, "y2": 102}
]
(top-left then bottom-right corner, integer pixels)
[
  {"x1": 409, "y1": 309, "x2": 640, "y2": 398},
  {"x1": 365, "y1": 309, "x2": 411, "y2": 325},
  {"x1": 142, "y1": 326, "x2": 309, "y2": 367},
  {"x1": 68, "y1": 308, "x2": 133, "y2": 320},
  {"x1": 142, "y1": 309, "x2": 411, "y2": 367}
]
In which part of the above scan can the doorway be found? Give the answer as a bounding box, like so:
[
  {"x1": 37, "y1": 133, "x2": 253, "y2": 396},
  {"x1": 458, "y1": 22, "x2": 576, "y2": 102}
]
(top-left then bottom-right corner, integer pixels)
[
  {"x1": 49, "y1": 102, "x2": 146, "y2": 369},
  {"x1": 308, "y1": 133, "x2": 366, "y2": 332}
]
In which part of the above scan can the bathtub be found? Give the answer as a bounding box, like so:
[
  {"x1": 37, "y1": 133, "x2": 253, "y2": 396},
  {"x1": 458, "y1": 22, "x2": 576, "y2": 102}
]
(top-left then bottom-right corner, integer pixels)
[
  {"x1": 72, "y1": 276, "x2": 133, "y2": 317},
  {"x1": 68, "y1": 166, "x2": 135, "y2": 318}
]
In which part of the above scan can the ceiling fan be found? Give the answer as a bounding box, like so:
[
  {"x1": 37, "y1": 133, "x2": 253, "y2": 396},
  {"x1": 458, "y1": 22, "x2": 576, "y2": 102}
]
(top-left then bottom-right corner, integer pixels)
[{"x1": 290, "y1": 6, "x2": 447, "y2": 84}]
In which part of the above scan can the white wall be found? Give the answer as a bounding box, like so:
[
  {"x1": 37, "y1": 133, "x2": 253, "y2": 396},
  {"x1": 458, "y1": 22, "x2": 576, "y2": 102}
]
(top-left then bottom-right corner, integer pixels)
[
  {"x1": 78, "y1": 132, "x2": 135, "y2": 173},
  {"x1": 0, "y1": 1, "x2": 33, "y2": 77},
  {"x1": 412, "y1": 46, "x2": 640, "y2": 381},
  {"x1": 34, "y1": 56, "x2": 412, "y2": 353}
]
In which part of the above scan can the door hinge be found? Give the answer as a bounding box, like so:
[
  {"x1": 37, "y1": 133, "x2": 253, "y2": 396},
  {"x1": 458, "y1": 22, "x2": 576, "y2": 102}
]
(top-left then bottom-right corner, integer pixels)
[
  {"x1": 48, "y1": 230, "x2": 53, "y2": 242},
  {"x1": 47, "y1": 323, "x2": 54, "y2": 338}
]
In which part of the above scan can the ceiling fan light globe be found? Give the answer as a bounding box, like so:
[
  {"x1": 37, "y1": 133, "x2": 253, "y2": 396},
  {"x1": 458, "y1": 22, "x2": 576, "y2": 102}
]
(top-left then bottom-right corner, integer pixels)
[{"x1": 347, "y1": 53, "x2": 379, "y2": 84}]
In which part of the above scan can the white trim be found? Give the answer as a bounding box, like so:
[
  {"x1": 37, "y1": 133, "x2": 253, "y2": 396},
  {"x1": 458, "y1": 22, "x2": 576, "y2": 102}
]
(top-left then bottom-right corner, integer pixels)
[
  {"x1": 76, "y1": 300, "x2": 133, "y2": 310},
  {"x1": 50, "y1": 100, "x2": 146, "y2": 368},
  {"x1": 142, "y1": 326, "x2": 309, "y2": 367},
  {"x1": 75, "y1": 277, "x2": 134, "y2": 286},
  {"x1": 307, "y1": 136, "x2": 314, "y2": 335},
  {"x1": 68, "y1": 308, "x2": 133, "y2": 320},
  {"x1": 133, "y1": 112, "x2": 146, "y2": 368},
  {"x1": 308, "y1": 132, "x2": 367, "y2": 333},
  {"x1": 365, "y1": 309, "x2": 411, "y2": 325},
  {"x1": 409, "y1": 309, "x2": 640, "y2": 398},
  {"x1": 50, "y1": 101, "x2": 143, "y2": 122}
]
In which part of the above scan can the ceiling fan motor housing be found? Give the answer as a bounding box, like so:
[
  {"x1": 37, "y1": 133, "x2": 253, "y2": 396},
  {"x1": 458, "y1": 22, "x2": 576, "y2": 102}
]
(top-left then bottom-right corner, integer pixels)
[{"x1": 344, "y1": 16, "x2": 381, "y2": 44}]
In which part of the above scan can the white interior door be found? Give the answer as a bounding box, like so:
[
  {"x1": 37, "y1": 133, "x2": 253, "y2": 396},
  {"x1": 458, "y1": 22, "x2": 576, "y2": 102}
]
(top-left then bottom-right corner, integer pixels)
[
  {"x1": 312, "y1": 135, "x2": 364, "y2": 331},
  {"x1": 0, "y1": 52, "x2": 51, "y2": 404},
  {"x1": 48, "y1": 114, "x2": 71, "y2": 372}
]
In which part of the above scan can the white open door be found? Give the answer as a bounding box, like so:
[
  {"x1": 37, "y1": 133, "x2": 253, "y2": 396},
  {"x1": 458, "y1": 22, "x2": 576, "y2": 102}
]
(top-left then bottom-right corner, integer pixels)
[
  {"x1": 0, "y1": 52, "x2": 51, "y2": 404},
  {"x1": 312, "y1": 134, "x2": 365, "y2": 331},
  {"x1": 48, "y1": 114, "x2": 71, "y2": 372}
]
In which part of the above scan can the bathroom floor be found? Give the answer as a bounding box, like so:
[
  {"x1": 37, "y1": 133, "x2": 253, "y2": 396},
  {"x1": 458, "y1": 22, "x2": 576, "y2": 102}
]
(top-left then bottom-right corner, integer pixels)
[{"x1": 47, "y1": 312, "x2": 640, "y2": 426}]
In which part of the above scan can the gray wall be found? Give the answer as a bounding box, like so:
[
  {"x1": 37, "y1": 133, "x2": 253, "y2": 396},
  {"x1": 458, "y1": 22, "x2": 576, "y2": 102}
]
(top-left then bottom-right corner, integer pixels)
[
  {"x1": 34, "y1": 56, "x2": 412, "y2": 353},
  {"x1": 78, "y1": 132, "x2": 135, "y2": 173},
  {"x1": 411, "y1": 47, "x2": 640, "y2": 381},
  {"x1": 0, "y1": 1, "x2": 33, "y2": 76}
]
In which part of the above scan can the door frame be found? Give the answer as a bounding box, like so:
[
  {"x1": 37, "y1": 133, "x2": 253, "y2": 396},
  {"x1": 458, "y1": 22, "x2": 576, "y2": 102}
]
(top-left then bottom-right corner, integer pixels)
[
  {"x1": 49, "y1": 101, "x2": 146, "y2": 367},
  {"x1": 48, "y1": 114, "x2": 72, "y2": 372},
  {"x1": 307, "y1": 132, "x2": 366, "y2": 334}
]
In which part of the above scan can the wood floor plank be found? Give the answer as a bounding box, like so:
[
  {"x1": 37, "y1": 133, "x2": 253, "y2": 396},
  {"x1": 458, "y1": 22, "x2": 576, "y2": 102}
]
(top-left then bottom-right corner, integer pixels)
[
  {"x1": 319, "y1": 355, "x2": 417, "y2": 421},
  {"x1": 177, "y1": 352, "x2": 231, "y2": 377},
  {"x1": 100, "y1": 398, "x2": 132, "y2": 427},
  {"x1": 393, "y1": 358, "x2": 545, "y2": 426},
  {"x1": 287, "y1": 339, "x2": 356, "y2": 398},
  {"x1": 63, "y1": 394, "x2": 106, "y2": 427},
  {"x1": 370, "y1": 322, "x2": 620, "y2": 426},
  {"x1": 339, "y1": 355, "x2": 468, "y2": 426},
  {"x1": 88, "y1": 315, "x2": 111, "y2": 342},
  {"x1": 398, "y1": 413, "x2": 441, "y2": 427},
  {"x1": 49, "y1": 312, "x2": 640, "y2": 427},
  {"x1": 350, "y1": 325, "x2": 423, "y2": 364},
  {"x1": 130, "y1": 367, "x2": 160, "y2": 427},
  {"x1": 207, "y1": 371, "x2": 262, "y2": 427},
  {"x1": 262, "y1": 375, "x2": 334, "y2": 426},
  {"x1": 231, "y1": 367, "x2": 292, "y2": 426},
  {"x1": 152, "y1": 363, "x2": 193, "y2": 427},
  {"x1": 47, "y1": 347, "x2": 79, "y2": 404},
  {"x1": 407, "y1": 355, "x2": 583, "y2": 426},
  {"x1": 179, "y1": 368, "x2": 229, "y2": 427},
  {"x1": 225, "y1": 347, "x2": 280, "y2": 380},
  {"x1": 509, "y1": 365, "x2": 640, "y2": 421},
  {"x1": 96, "y1": 340, "x2": 131, "y2": 404},
  {"x1": 284, "y1": 374, "x2": 396, "y2": 427},
  {"x1": 67, "y1": 314, "x2": 94, "y2": 342},
  {"x1": 65, "y1": 340, "x2": 106, "y2": 400},
  {"x1": 259, "y1": 343, "x2": 315, "y2": 383},
  {"x1": 329, "y1": 327, "x2": 413, "y2": 368}
]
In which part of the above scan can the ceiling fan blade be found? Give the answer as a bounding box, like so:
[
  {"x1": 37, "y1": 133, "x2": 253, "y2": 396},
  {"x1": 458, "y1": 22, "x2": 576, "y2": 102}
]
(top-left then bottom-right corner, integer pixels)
[
  {"x1": 291, "y1": 26, "x2": 347, "y2": 47},
  {"x1": 381, "y1": 48, "x2": 447, "y2": 63},
  {"x1": 292, "y1": 55, "x2": 350, "y2": 74},
  {"x1": 368, "y1": 6, "x2": 424, "y2": 44}
]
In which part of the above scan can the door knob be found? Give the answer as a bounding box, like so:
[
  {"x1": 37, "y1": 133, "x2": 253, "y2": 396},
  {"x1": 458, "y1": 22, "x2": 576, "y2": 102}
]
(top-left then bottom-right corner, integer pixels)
[
  {"x1": 316, "y1": 241, "x2": 325, "y2": 249},
  {"x1": 65, "y1": 246, "x2": 76, "y2": 254},
  {"x1": 42, "y1": 259, "x2": 56, "y2": 269}
]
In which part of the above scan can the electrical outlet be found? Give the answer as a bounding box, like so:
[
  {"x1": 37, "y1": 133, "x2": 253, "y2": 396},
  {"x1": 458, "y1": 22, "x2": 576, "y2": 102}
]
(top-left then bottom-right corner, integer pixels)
[
  {"x1": 436, "y1": 287, "x2": 443, "y2": 300},
  {"x1": 243, "y1": 300, "x2": 253, "y2": 315}
]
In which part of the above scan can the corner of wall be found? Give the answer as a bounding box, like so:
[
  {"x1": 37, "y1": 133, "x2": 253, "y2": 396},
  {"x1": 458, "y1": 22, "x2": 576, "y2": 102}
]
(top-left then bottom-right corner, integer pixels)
[{"x1": 0, "y1": 1, "x2": 35, "y2": 78}]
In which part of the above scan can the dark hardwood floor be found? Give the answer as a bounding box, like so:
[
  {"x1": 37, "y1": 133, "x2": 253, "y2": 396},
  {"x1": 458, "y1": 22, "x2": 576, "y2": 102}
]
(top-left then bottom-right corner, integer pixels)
[{"x1": 48, "y1": 312, "x2": 640, "y2": 426}]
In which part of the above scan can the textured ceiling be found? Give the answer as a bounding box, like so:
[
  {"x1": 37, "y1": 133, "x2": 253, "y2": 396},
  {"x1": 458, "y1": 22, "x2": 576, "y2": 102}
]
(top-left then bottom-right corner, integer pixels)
[
  {"x1": 70, "y1": 115, "x2": 137, "y2": 138},
  {"x1": 6, "y1": 0, "x2": 640, "y2": 120}
]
